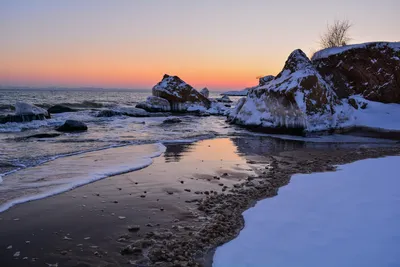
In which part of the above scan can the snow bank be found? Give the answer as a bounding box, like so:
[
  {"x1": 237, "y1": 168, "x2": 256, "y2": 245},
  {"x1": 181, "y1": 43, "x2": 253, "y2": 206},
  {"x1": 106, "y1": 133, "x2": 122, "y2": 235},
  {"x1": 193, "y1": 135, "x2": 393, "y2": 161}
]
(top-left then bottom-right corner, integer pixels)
[
  {"x1": 214, "y1": 156, "x2": 400, "y2": 267},
  {"x1": 345, "y1": 96, "x2": 400, "y2": 131},
  {"x1": 312, "y1": 41, "x2": 400, "y2": 61}
]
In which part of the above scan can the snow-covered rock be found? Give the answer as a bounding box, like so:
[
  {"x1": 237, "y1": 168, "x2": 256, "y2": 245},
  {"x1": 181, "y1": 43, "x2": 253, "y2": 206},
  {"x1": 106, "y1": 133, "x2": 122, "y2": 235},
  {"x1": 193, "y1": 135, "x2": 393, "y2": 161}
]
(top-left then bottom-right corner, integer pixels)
[
  {"x1": 207, "y1": 101, "x2": 231, "y2": 116},
  {"x1": 200, "y1": 87, "x2": 210, "y2": 98},
  {"x1": 231, "y1": 49, "x2": 352, "y2": 133},
  {"x1": 227, "y1": 97, "x2": 246, "y2": 121},
  {"x1": 216, "y1": 95, "x2": 233, "y2": 103},
  {"x1": 15, "y1": 102, "x2": 49, "y2": 118},
  {"x1": 258, "y1": 75, "x2": 275, "y2": 86},
  {"x1": 313, "y1": 42, "x2": 400, "y2": 103},
  {"x1": 135, "y1": 96, "x2": 171, "y2": 112},
  {"x1": 0, "y1": 102, "x2": 50, "y2": 124},
  {"x1": 152, "y1": 74, "x2": 211, "y2": 112}
]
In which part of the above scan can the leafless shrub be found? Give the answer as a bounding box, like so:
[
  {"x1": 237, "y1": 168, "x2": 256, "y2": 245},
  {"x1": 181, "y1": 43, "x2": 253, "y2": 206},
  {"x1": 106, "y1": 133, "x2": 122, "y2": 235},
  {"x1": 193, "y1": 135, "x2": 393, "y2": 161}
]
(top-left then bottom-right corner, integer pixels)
[{"x1": 320, "y1": 20, "x2": 352, "y2": 49}]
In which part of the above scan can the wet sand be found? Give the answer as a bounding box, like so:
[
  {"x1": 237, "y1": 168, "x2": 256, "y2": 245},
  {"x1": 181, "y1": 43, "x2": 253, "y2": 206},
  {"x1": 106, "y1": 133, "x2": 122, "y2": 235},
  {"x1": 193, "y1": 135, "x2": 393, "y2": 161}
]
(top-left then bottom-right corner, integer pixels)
[{"x1": 0, "y1": 137, "x2": 399, "y2": 267}]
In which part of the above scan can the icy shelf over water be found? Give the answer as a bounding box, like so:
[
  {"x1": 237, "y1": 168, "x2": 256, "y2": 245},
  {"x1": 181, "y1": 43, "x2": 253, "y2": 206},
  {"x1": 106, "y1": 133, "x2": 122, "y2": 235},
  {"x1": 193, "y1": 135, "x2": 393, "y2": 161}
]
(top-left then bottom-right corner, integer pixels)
[
  {"x1": 0, "y1": 143, "x2": 166, "y2": 213},
  {"x1": 214, "y1": 156, "x2": 400, "y2": 267}
]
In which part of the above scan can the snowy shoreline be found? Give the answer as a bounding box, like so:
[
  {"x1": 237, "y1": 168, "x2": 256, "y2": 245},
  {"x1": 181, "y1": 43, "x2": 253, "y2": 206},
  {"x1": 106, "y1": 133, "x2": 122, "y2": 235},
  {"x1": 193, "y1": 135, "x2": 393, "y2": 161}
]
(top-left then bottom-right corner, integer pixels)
[{"x1": 214, "y1": 155, "x2": 400, "y2": 267}]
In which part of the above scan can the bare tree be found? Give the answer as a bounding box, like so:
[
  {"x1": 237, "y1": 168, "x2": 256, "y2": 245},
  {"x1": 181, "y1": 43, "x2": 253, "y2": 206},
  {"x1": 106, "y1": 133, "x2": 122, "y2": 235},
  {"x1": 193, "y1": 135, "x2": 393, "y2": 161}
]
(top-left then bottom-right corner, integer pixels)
[{"x1": 320, "y1": 20, "x2": 352, "y2": 49}]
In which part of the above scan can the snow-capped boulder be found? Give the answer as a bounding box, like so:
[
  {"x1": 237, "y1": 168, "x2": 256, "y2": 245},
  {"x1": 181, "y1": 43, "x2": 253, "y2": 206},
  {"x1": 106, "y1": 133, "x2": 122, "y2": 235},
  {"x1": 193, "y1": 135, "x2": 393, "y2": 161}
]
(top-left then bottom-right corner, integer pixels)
[
  {"x1": 216, "y1": 95, "x2": 233, "y2": 103},
  {"x1": 227, "y1": 97, "x2": 246, "y2": 120},
  {"x1": 231, "y1": 49, "x2": 352, "y2": 133},
  {"x1": 136, "y1": 96, "x2": 171, "y2": 112},
  {"x1": 0, "y1": 102, "x2": 50, "y2": 124},
  {"x1": 200, "y1": 87, "x2": 210, "y2": 98},
  {"x1": 258, "y1": 75, "x2": 275, "y2": 86},
  {"x1": 15, "y1": 102, "x2": 49, "y2": 118},
  {"x1": 313, "y1": 42, "x2": 400, "y2": 103},
  {"x1": 152, "y1": 74, "x2": 211, "y2": 112}
]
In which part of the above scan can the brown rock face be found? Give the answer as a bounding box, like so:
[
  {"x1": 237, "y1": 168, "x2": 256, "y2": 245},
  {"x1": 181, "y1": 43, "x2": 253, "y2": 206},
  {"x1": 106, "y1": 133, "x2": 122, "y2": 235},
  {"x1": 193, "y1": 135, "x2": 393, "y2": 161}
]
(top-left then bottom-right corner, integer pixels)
[
  {"x1": 152, "y1": 74, "x2": 211, "y2": 111},
  {"x1": 313, "y1": 42, "x2": 400, "y2": 103}
]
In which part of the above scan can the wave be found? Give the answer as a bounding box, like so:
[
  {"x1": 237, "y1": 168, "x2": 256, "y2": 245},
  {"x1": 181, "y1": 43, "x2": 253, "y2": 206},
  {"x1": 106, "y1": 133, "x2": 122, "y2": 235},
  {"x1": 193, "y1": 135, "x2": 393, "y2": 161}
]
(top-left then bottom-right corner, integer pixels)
[{"x1": 0, "y1": 142, "x2": 166, "y2": 213}]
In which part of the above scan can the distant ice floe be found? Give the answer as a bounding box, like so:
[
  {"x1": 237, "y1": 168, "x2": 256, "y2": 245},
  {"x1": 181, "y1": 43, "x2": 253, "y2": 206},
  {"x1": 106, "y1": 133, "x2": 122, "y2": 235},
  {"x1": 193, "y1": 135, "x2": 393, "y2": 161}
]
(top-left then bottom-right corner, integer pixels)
[{"x1": 214, "y1": 156, "x2": 400, "y2": 267}]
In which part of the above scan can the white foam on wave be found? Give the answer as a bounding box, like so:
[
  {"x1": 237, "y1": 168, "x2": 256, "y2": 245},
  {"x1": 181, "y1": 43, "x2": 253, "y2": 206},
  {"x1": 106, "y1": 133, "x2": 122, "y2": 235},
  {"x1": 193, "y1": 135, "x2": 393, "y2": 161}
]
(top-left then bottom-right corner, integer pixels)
[{"x1": 0, "y1": 142, "x2": 166, "y2": 213}]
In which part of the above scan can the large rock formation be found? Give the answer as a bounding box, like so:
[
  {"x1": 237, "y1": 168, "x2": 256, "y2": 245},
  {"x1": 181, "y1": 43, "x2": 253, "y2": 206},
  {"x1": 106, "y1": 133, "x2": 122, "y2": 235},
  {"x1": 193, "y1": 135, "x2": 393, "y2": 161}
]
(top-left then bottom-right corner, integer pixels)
[
  {"x1": 312, "y1": 42, "x2": 400, "y2": 103},
  {"x1": 151, "y1": 74, "x2": 211, "y2": 112},
  {"x1": 0, "y1": 102, "x2": 50, "y2": 124},
  {"x1": 229, "y1": 50, "x2": 351, "y2": 133}
]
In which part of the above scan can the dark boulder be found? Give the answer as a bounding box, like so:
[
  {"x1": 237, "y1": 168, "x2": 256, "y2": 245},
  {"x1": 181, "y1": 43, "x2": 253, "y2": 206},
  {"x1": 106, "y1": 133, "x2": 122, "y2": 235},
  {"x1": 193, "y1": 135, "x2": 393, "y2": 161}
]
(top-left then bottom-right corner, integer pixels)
[
  {"x1": 56, "y1": 120, "x2": 88, "y2": 132},
  {"x1": 48, "y1": 105, "x2": 76, "y2": 114},
  {"x1": 162, "y1": 118, "x2": 182, "y2": 124}
]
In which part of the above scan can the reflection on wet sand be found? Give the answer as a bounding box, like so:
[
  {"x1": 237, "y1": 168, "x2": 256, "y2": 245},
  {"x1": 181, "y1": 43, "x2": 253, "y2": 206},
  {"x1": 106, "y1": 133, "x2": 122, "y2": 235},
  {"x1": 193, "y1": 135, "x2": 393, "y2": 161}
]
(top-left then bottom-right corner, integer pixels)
[{"x1": 164, "y1": 143, "x2": 195, "y2": 163}]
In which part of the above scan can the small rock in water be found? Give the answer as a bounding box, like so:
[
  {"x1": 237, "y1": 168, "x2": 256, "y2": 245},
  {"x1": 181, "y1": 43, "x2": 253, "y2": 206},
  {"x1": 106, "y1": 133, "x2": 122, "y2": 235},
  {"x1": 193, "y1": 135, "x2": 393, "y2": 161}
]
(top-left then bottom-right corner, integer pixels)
[
  {"x1": 56, "y1": 120, "x2": 87, "y2": 132},
  {"x1": 23, "y1": 257, "x2": 28, "y2": 260},
  {"x1": 118, "y1": 216, "x2": 126, "y2": 220},
  {"x1": 184, "y1": 189, "x2": 191, "y2": 192},
  {"x1": 6, "y1": 245, "x2": 12, "y2": 249},
  {"x1": 60, "y1": 250, "x2": 68, "y2": 255},
  {"x1": 128, "y1": 225, "x2": 141, "y2": 232},
  {"x1": 13, "y1": 218, "x2": 20, "y2": 221},
  {"x1": 140, "y1": 195, "x2": 146, "y2": 198},
  {"x1": 25, "y1": 241, "x2": 30, "y2": 244},
  {"x1": 84, "y1": 237, "x2": 91, "y2": 240},
  {"x1": 13, "y1": 251, "x2": 20, "y2": 257},
  {"x1": 63, "y1": 236, "x2": 72, "y2": 240}
]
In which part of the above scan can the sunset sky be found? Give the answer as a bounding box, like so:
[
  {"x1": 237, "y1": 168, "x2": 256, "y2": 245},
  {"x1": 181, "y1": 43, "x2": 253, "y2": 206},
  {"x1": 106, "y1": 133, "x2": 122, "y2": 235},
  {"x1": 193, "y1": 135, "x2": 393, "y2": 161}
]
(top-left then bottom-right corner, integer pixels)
[{"x1": 0, "y1": 0, "x2": 399, "y2": 90}]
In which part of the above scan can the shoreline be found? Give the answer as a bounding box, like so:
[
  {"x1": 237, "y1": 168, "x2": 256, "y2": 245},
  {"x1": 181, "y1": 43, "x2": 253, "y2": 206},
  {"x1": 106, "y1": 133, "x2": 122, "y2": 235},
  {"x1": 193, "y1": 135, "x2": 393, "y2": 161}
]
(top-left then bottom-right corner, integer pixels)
[{"x1": 0, "y1": 137, "x2": 399, "y2": 266}]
